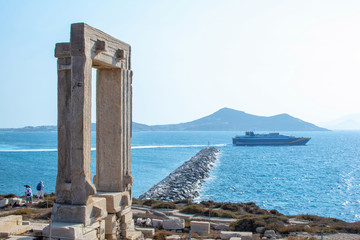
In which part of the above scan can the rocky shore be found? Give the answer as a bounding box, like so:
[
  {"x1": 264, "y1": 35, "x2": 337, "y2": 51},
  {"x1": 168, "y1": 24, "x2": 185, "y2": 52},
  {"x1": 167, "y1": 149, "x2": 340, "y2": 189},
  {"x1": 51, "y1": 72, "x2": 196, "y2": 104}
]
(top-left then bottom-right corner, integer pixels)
[{"x1": 139, "y1": 147, "x2": 220, "y2": 201}]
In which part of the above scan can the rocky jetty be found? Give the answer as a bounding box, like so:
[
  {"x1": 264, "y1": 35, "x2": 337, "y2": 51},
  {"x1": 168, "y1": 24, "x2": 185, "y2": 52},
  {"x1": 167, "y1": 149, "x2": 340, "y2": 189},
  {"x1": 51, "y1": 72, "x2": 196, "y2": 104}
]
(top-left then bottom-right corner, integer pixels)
[{"x1": 139, "y1": 147, "x2": 220, "y2": 201}]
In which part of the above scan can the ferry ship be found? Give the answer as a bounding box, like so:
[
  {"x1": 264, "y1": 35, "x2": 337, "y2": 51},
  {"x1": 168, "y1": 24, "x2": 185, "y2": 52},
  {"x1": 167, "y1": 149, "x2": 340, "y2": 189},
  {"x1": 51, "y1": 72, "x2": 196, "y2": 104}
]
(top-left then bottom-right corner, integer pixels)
[{"x1": 232, "y1": 131, "x2": 311, "y2": 146}]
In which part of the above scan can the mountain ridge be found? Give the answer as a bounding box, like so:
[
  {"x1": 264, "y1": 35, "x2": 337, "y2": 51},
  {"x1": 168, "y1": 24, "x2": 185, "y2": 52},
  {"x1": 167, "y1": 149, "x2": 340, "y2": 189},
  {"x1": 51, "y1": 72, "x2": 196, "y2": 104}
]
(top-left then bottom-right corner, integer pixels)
[
  {"x1": 0, "y1": 108, "x2": 328, "y2": 132},
  {"x1": 137, "y1": 107, "x2": 327, "y2": 131}
]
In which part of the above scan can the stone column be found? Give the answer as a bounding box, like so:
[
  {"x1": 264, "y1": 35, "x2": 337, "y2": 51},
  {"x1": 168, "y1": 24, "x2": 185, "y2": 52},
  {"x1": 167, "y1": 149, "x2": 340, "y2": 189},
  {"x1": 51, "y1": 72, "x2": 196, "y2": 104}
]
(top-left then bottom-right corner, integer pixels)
[
  {"x1": 69, "y1": 24, "x2": 96, "y2": 205},
  {"x1": 55, "y1": 43, "x2": 72, "y2": 204},
  {"x1": 124, "y1": 70, "x2": 134, "y2": 194}
]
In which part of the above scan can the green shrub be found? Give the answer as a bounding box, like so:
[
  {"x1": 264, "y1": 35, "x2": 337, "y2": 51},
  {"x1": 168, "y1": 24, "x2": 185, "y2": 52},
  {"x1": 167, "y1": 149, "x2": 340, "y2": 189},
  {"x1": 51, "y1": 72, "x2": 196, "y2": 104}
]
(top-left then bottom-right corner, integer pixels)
[
  {"x1": 229, "y1": 218, "x2": 263, "y2": 232},
  {"x1": 174, "y1": 199, "x2": 192, "y2": 204},
  {"x1": 151, "y1": 202, "x2": 176, "y2": 209},
  {"x1": 200, "y1": 200, "x2": 213, "y2": 207},
  {"x1": 295, "y1": 214, "x2": 324, "y2": 222},
  {"x1": 278, "y1": 224, "x2": 305, "y2": 234},
  {"x1": 13, "y1": 208, "x2": 38, "y2": 216},
  {"x1": 4, "y1": 193, "x2": 17, "y2": 198},
  {"x1": 269, "y1": 209, "x2": 283, "y2": 216},
  {"x1": 142, "y1": 199, "x2": 159, "y2": 206},
  {"x1": 218, "y1": 210, "x2": 238, "y2": 218},
  {"x1": 239, "y1": 202, "x2": 269, "y2": 215},
  {"x1": 263, "y1": 222, "x2": 285, "y2": 232},
  {"x1": 331, "y1": 222, "x2": 360, "y2": 234},
  {"x1": 204, "y1": 209, "x2": 237, "y2": 218},
  {"x1": 229, "y1": 214, "x2": 288, "y2": 233},
  {"x1": 305, "y1": 226, "x2": 336, "y2": 234},
  {"x1": 34, "y1": 209, "x2": 52, "y2": 220},
  {"x1": 221, "y1": 202, "x2": 240, "y2": 212},
  {"x1": 37, "y1": 199, "x2": 55, "y2": 208},
  {"x1": 200, "y1": 200, "x2": 222, "y2": 208},
  {"x1": 180, "y1": 204, "x2": 205, "y2": 214}
]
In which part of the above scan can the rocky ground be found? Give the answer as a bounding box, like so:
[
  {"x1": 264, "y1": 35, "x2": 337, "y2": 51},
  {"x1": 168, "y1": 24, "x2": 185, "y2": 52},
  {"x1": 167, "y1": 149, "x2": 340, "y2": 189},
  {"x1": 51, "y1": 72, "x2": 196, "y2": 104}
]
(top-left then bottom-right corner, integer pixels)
[
  {"x1": 1, "y1": 196, "x2": 360, "y2": 239},
  {"x1": 131, "y1": 199, "x2": 360, "y2": 240}
]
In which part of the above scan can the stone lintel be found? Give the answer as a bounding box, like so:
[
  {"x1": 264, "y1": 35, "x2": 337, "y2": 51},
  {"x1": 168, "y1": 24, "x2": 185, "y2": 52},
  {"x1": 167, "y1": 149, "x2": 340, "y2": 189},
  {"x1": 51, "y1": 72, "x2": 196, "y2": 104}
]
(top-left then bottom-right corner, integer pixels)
[
  {"x1": 70, "y1": 22, "x2": 131, "y2": 69},
  {"x1": 55, "y1": 42, "x2": 71, "y2": 58}
]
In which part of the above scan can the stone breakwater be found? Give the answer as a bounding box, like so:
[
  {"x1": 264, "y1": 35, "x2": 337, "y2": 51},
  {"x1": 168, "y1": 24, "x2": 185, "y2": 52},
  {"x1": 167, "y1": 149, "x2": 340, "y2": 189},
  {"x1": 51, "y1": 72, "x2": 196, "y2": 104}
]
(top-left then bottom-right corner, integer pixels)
[{"x1": 139, "y1": 147, "x2": 220, "y2": 201}]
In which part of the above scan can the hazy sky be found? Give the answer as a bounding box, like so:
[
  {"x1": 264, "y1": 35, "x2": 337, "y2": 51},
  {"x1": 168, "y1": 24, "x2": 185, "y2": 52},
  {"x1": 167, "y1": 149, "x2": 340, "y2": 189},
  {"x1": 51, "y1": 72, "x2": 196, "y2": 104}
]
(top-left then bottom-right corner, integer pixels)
[{"x1": 1, "y1": 0, "x2": 360, "y2": 128}]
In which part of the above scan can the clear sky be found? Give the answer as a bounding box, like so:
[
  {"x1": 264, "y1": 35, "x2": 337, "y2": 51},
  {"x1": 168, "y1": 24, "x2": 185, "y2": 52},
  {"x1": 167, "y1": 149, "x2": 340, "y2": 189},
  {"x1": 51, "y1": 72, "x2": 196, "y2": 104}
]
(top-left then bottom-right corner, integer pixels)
[{"x1": 1, "y1": 0, "x2": 360, "y2": 128}]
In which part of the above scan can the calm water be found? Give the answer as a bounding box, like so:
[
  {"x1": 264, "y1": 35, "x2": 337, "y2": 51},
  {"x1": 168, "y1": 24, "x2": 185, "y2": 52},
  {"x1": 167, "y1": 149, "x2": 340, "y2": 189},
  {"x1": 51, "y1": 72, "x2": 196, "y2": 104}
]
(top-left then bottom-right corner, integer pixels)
[{"x1": 0, "y1": 130, "x2": 359, "y2": 222}]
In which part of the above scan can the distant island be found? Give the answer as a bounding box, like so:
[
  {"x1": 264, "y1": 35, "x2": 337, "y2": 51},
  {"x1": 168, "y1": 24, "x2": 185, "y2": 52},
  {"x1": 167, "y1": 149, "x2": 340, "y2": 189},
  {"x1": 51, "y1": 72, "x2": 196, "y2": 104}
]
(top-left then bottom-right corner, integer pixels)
[
  {"x1": 134, "y1": 108, "x2": 328, "y2": 131},
  {"x1": 0, "y1": 108, "x2": 328, "y2": 132}
]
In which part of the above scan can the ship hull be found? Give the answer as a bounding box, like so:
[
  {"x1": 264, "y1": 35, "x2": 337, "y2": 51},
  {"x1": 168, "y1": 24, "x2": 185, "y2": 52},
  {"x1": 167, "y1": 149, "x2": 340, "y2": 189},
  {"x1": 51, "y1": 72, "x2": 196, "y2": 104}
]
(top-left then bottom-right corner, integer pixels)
[{"x1": 232, "y1": 137, "x2": 311, "y2": 146}]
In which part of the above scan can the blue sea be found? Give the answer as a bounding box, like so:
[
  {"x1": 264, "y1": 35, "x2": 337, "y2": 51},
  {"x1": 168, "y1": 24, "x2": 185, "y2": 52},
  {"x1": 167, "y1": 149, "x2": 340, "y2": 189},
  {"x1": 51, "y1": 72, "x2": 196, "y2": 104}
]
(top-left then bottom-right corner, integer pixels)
[{"x1": 0, "y1": 130, "x2": 360, "y2": 222}]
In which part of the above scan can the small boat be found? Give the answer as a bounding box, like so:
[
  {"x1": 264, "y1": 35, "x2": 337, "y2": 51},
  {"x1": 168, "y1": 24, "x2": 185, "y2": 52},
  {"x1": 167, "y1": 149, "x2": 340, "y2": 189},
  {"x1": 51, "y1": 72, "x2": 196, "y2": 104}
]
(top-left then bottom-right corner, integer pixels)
[{"x1": 232, "y1": 131, "x2": 311, "y2": 146}]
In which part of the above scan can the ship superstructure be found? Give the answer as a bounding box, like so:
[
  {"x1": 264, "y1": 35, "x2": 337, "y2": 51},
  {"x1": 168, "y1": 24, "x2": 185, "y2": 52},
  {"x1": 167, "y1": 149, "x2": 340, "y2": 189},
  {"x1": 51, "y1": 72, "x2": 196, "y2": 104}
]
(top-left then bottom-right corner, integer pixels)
[{"x1": 232, "y1": 131, "x2": 310, "y2": 146}]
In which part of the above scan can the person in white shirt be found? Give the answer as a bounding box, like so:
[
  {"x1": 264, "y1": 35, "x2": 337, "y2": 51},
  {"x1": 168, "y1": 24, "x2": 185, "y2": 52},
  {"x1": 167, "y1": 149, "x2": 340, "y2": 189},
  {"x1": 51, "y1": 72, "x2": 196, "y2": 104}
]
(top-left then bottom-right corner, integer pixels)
[{"x1": 24, "y1": 185, "x2": 33, "y2": 207}]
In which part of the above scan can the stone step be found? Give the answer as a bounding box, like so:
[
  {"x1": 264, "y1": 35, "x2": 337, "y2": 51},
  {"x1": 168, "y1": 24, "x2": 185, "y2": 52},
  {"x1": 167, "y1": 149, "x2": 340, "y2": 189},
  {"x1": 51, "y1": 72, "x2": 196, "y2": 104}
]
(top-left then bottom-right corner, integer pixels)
[
  {"x1": 0, "y1": 225, "x2": 32, "y2": 238},
  {"x1": 0, "y1": 215, "x2": 22, "y2": 229},
  {"x1": 122, "y1": 230, "x2": 144, "y2": 240}
]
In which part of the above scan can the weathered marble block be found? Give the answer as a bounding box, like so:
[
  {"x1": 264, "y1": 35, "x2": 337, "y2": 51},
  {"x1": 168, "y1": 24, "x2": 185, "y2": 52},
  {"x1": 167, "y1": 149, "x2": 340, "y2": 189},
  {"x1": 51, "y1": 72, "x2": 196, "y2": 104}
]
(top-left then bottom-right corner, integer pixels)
[
  {"x1": 0, "y1": 199, "x2": 9, "y2": 208},
  {"x1": 135, "y1": 227, "x2": 155, "y2": 238},
  {"x1": 105, "y1": 213, "x2": 118, "y2": 235},
  {"x1": 51, "y1": 197, "x2": 107, "y2": 226},
  {"x1": 43, "y1": 222, "x2": 84, "y2": 239},
  {"x1": 190, "y1": 221, "x2": 210, "y2": 235},
  {"x1": 220, "y1": 231, "x2": 253, "y2": 240},
  {"x1": 152, "y1": 219, "x2": 163, "y2": 228},
  {"x1": 96, "y1": 192, "x2": 123, "y2": 213},
  {"x1": 163, "y1": 219, "x2": 185, "y2": 230}
]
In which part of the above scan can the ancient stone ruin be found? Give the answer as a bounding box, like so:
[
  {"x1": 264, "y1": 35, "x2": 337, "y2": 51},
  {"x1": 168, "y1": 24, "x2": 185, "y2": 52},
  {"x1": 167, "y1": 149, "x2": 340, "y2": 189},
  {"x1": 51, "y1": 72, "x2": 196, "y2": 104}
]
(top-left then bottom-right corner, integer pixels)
[{"x1": 43, "y1": 23, "x2": 142, "y2": 240}]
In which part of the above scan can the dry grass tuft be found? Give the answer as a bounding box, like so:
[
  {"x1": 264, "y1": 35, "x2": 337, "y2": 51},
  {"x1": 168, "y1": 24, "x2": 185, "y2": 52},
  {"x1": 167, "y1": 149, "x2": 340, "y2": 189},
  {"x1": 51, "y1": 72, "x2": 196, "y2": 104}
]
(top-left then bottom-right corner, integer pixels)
[{"x1": 151, "y1": 202, "x2": 176, "y2": 209}]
